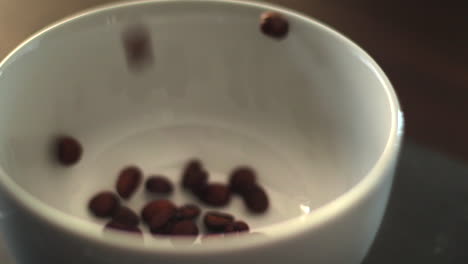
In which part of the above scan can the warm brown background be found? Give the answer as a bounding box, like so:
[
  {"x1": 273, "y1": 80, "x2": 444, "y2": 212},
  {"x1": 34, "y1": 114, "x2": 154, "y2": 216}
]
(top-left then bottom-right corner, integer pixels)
[{"x1": 1, "y1": 0, "x2": 467, "y2": 161}]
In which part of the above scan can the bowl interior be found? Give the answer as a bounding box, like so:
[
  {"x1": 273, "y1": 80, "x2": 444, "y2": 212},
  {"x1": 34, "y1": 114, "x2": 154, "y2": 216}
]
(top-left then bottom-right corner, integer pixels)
[{"x1": 0, "y1": 1, "x2": 393, "y2": 237}]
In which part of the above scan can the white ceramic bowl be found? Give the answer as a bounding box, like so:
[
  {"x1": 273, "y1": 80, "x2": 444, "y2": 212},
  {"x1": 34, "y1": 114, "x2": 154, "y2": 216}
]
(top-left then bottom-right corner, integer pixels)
[{"x1": 0, "y1": 1, "x2": 403, "y2": 264}]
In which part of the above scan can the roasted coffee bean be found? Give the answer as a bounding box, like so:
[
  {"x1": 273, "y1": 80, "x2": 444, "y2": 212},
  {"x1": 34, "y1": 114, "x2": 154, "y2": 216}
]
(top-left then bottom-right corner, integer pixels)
[
  {"x1": 171, "y1": 220, "x2": 199, "y2": 236},
  {"x1": 148, "y1": 208, "x2": 175, "y2": 231},
  {"x1": 243, "y1": 185, "x2": 269, "y2": 213},
  {"x1": 141, "y1": 199, "x2": 176, "y2": 224},
  {"x1": 260, "y1": 11, "x2": 289, "y2": 39},
  {"x1": 203, "y1": 211, "x2": 234, "y2": 232},
  {"x1": 56, "y1": 136, "x2": 82, "y2": 166},
  {"x1": 122, "y1": 25, "x2": 154, "y2": 68},
  {"x1": 88, "y1": 191, "x2": 120, "y2": 218},
  {"x1": 182, "y1": 160, "x2": 208, "y2": 192},
  {"x1": 229, "y1": 167, "x2": 257, "y2": 194},
  {"x1": 224, "y1": 221, "x2": 250, "y2": 233},
  {"x1": 112, "y1": 206, "x2": 140, "y2": 227},
  {"x1": 116, "y1": 166, "x2": 142, "y2": 199},
  {"x1": 174, "y1": 204, "x2": 201, "y2": 220},
  {"x1": 200, "y1": 183, "x2": 231, "y2": 207},
  {"x1": 185, "y1": 159, "x2": 202, "y2": 172},
  {"x1": 105, "y1": 220, "x2": 141, "y2": 234},
  {"x1": 145, "y1": 176, "x2": 173, "y2": 194}
]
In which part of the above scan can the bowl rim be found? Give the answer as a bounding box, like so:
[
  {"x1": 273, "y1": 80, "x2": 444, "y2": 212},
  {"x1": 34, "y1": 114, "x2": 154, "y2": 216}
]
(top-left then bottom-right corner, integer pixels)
[{"x1": 0, "y1": 0, "x2": 404, "y2": 255}]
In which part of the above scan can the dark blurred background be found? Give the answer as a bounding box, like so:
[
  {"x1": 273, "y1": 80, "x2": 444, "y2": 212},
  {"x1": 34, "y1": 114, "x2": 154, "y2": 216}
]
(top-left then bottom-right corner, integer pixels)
[{"x1": 0, "y1": 0, "x2": 467, "y2": 263}]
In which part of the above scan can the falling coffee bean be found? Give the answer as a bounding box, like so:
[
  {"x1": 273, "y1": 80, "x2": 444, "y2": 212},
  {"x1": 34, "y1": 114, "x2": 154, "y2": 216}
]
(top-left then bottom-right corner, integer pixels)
[
  {"x1": 141, "y1": 199, "x2": 176, "y2": 224},
  {"x1": 145, "y1": 176, "x2": 173, "y2": 195},
  {"x1": 203, "y1": 211, "x2": 234, "y2": 232},
  {"x1": 243, "y1": 184, "x2": 269, "y2": 213},
  {"x1": 116, "y1": 166, "x2": 142, "y2": 199},
  {"x1": 224, "y1": 221, "x2": 250, "y2": 233},
  {"x1": 200, "y1": 183, "x2": 231, "y2": 207},
  {"x1": 112, "y1": 206, "x2": 140, "y2": 227},
  {"x1": 56, "y1": 136, "x2": 82, "y2": 166},
  {"x1": 88, "y1": 191, "x2": 120, "y2": 218},
  {"x1": 171, "y1": 220, "x2": 199, "y2": 236},
  {"x1": 260, "y1": 11, "x2": 289, "y2": 39},
  {"x1": 122, "y1": 25, "x2": 154, "y2": 69},
  {"x1": 174, "y1": 204, "x2": 201, "y2": 220},
  {"x1": 229, "y1": 167, "x2": 257, "y2": 194},
  {"x1": 105, "y1": 220, "x2": 142, "y2": 234}
]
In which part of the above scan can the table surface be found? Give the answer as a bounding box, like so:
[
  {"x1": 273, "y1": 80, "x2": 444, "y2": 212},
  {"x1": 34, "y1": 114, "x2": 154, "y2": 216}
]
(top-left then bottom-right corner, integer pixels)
[
  {"x1": 1, "y1": 0, "x2": 468, "y2": 263},
  {"x1": 364, "y1": 142, "x2": 468, "y2": 264}
]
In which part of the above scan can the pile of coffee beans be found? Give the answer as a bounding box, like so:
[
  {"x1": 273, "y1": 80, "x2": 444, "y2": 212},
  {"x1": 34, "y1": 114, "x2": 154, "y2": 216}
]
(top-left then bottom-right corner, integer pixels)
[
  {"x1": 86, "y1": 160, "x2": 269, "y2": 238},
  {"x1": 55, "y1": 137, "x2": 269, "y2": 239}
]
